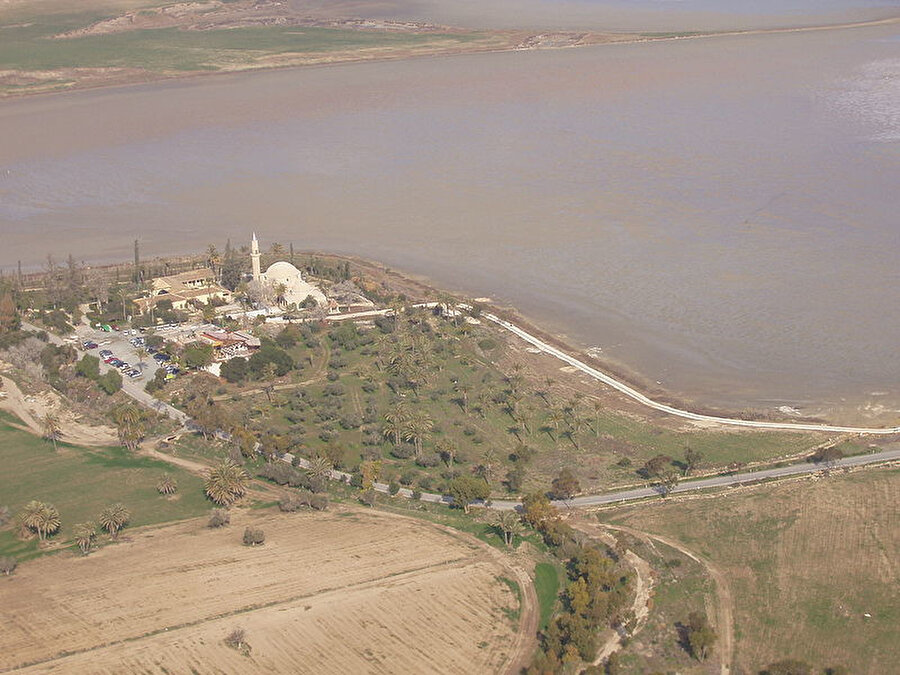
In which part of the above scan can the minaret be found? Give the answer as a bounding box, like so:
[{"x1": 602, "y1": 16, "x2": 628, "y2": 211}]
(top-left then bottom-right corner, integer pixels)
[{"x1": 251, "y1": 232, "x2": 261, "y2": 282}]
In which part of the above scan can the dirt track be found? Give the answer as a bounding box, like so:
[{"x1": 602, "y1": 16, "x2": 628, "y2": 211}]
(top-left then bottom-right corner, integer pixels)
[
  {"x1": 1, "y1": 508, "x2": 531, "y2": 674},
  {"x1": 0, "y1": 375, "x2": 118, "y2": 447}
]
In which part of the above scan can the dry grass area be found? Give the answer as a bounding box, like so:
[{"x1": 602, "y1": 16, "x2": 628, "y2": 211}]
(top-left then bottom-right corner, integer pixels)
[
  {"x1": 603, "y1": 466, "x2": 900, "y2": 674},
  {"x1": 1, "y1": 508, "x2": 530, "y2": 674}
]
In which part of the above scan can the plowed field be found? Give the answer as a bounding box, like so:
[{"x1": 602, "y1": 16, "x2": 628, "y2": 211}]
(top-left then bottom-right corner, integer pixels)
[{"x1": 1, "y1": 508, "x2": 530, "y2": 674}]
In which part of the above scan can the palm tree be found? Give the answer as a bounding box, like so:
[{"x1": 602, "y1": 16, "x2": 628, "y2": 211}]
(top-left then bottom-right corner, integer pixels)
[
  {"x1": 547, "y1": 408, "x2": 565, "y2": 438},
  {"x1": 19, "y1": 500, "x2": 60, "y2": 541},
  {"x1": 475, "y1": 448, "x2": 498, "y2": 485},
  {"x1": 476, "y1": 391, "x2": 491, "y2": 419},
  {"x1": 73, "y1": 522, "x2": 96, "y2": 555},
  {"x1": 494, "y1": 511, "x2": 523, "y2": 547},
  {"x1": 382, "y1": 401, "x2": 408, "y2": 446},
  {"x1": 99, "y1": 503, "x2": 130, "y2": 540},
  {"x1": 204, "y1": 460, "x2": 250, "y2": 506},
  {"x1": 274, "y1": 282, "x2": 288, "y2": 308},
  {"x1": 454, "y1": 381, "x2": 470, "y2": 414},
  {"x1": 113, "y1": 405, "x2": 144, "y2": 452},
  {"x1": 435, "y1": 438, "x2": 458, "y2": 468},
  {"x1": 157, "y1": 473, "x2": 178, "y2": 495},
  {"x1": 306, "y1": 456, "x2": 333, "y2": 480},
  {"x1": 134, "y1": 345, "x2": 150, "y2": 373},
  {"x1": 41, "y1": 413, "x2": 61, "y2": 451},
  {"x1": 402, "y1": 411, "x2": 434, "y2": 459}
]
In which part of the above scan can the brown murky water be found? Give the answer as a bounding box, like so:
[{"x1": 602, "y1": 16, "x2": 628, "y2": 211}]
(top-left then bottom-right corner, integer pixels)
[{"x1": 0, "y1": 21, "x2": 897, "y2": 420}]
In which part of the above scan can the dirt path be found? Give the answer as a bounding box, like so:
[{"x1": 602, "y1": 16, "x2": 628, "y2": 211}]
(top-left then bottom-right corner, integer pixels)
[
  {"x1": 0, "y1": 375, "x2": 118, "y2": 447},
  {"x1": 595, "y1": 522, "x2": 735, "y2": 675}
]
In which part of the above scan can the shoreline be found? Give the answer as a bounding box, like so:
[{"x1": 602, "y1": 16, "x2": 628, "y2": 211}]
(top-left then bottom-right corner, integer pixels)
[
  {"x1": 1, "y1": 14, "x2": 896, "y2": 103},
  {"x1": 10, "y1": 248, "x2": 900, "y2": 427},
  {"x1": 313, "y1": 253, "x2": 900, "y2": 431}
]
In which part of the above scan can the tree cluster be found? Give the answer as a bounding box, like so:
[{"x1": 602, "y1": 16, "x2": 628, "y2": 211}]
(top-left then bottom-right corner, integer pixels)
[
  {"x1": 682, "y1": 611, "x2": 716, "y2": 661},
  {"x1": 523, "y1": 492, "x2": 632, "y2": 672}
]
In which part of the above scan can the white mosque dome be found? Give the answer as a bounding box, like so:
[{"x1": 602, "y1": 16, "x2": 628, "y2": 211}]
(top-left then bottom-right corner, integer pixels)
[
  {"x1": 265, "y1": 261, "x2": 304, "y2": 279},
  {"x1": 259, "y1": 260, "x2": 326, "y2": 307}
]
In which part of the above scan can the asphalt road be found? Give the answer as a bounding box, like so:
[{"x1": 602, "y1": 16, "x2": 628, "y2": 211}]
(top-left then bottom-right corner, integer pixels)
[
  {"x1": 24, "y1": 321, "x2": 899, "y2": 510},
  {"x1": 489, "y1": 448, "x2": 900, "y2": 510}
]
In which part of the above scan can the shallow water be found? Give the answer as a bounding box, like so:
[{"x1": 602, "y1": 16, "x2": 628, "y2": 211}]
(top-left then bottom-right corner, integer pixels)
[{"x1": 0, "y1": 23, "x2": 898, "y2": 418}]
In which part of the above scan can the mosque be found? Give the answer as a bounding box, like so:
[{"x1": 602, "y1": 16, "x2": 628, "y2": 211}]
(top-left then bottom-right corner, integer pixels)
[{"x1": 251, "y1": 233, "x2": 327, "y2": 308}]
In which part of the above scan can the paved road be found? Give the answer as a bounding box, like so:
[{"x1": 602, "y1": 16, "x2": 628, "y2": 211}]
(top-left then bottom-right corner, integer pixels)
[
  {"x1": 488, "y1": 448, "x2": 900, "y2": 510},
  {"x1": 482, "y1": 313, "x2": 900, "y2": 435},
  {"x1": 24, "y1": 321, "x2": 900, "y2": 511}
]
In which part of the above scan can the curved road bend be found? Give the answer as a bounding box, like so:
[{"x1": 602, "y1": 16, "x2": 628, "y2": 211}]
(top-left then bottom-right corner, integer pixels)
[{"x1": 482, "y1": 313, "x2": 900, "y2": 435}]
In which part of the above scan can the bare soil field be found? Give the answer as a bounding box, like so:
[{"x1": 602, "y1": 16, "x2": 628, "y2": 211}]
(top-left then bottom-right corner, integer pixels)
[
  {"x1": 603, "y1": 466, "x2": 900, "y2": 674},
  {"x1": 1, "y1": 508, "x2": 531, "y2": 674}
]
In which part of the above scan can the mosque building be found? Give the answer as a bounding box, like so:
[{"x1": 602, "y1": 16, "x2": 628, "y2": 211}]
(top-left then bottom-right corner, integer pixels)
[{"x1": 250, "y1": 233, "x2": 327, "y2": 308}]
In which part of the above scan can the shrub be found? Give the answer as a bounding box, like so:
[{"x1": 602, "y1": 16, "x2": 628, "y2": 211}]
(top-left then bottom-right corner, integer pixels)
[
  {"x1": 477, "y1": 338, "x2": 497, "y2": 351},
  {"x1": 415, "y1": 453, "x2": 441, "y2": 468},
  {"x1": 220, "y1": 357, "x2": 248, "y2": 383},
  {"x1": 388, "y1": 481, "x2": 401, "y2": 496},
  {"x1": 411, "y1": 490, "x2": 423, "y2": 501},
  {"x1": 225, "y1": 627, "x2": 250, "y2": 654},
  {"x1": 208, "y1": 509, "x2": 230, "y2": 528},
  {"x1": 309, "y1": 494, "x2": 328, "y2": 511},
  {"x1": 359, "y1": 489, "x2": 377, "y2": 507},
  {"x1": 0, "y1": 556, "x2": 17, "y2": 576},
  {"x1": 390, "y1": 444, "x2": 416, "y2": 460},
  {"x1": 75, "y1": 354, "x2": 100, "y2": 380},
  {"x1": 242, "y1": 527, "x2": 265, "y2": 546},
  {"x1": 97, "y1": 369, "x2": 122, "y2": 395}
]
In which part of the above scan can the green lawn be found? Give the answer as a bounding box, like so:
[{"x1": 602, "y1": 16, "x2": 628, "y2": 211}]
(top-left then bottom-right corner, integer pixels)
[
  {"x1": 534, "y1": 561, "x2": 561, "y2": 630},
  {"x1": 0, "y1": 416, "x2": 209, "y2": 561}
]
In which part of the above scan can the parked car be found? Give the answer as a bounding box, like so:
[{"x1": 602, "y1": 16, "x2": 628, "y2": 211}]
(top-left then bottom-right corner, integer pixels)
[
  {"x1": 108, "y1": 358, "x2": 123, "y2": 367},
  {"x1": 99, "y1": 350, "x2": 113, "y2": 358}
]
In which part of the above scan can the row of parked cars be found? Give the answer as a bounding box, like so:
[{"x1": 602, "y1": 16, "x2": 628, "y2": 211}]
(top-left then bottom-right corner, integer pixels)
[
  {"x1": 97, "y1": 348, "x2": 143, "y2": 380},
  {"x1": 130, "y1": 336, "x2": 181, "y2": 379}
]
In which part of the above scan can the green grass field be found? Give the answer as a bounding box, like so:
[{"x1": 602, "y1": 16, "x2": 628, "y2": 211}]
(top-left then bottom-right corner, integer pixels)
[{"x1": 0, "y1": 414, "x2": 209, "y2": 561}]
